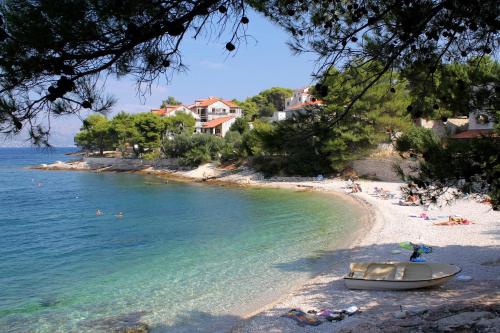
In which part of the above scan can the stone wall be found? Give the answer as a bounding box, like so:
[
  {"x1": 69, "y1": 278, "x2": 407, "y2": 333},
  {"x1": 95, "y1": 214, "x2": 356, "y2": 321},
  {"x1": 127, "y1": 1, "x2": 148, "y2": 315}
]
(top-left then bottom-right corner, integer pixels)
[
  {"x1": 352, "y1": 158, "x2": 418, "y2": 182},
  {"x1": 83, "y1": 157, "x2": 180, "y2": 170}
]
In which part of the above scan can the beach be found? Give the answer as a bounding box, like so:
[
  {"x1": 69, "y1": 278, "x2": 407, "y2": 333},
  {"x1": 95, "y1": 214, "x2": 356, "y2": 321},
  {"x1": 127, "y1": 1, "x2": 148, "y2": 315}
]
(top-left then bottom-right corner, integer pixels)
[
  {"x1": 228, "y1": 179, "x2": 500, "y2": 332},
  {"x1": 35, "y1": 160, "x2": 500, "y2": 332}
]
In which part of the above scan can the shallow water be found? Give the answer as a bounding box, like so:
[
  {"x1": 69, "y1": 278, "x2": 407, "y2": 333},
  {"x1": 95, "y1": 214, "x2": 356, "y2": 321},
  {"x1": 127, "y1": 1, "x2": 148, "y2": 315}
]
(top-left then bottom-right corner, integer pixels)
[{"x1": 0, "y1": 148, "x2": 363, "y2": 332}]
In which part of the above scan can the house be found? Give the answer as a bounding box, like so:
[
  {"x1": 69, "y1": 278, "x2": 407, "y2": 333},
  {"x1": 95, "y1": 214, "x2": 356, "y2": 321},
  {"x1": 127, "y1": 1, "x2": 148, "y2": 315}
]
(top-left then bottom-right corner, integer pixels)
[
  {"x1": 200, "y1": 116, "x2": 236, "y2": 137},
  {"x1": 151, "y1": 97, "x2": 242, "y2": 137},
  {"x1": 151, "y1": 104, "x2": 202, "y2": 134},
  {"x1": 415, "y1": 111, "x2": 496, "y2": 139},
  {"x1": 414, "y1": 117, "x2": 468, "y2": 138},
  {"x1": 272, "y1": 86, "x2": 323, "y2": 121},
  {"x1": 151, "y1": 104, "x2": 199, "y2": 119},
  {"x1": 452, "y1": 111, "x2": 496, "y2": 139},
  {"x1": 188, "y1": 97, "x2": 242, "y2": 122}
]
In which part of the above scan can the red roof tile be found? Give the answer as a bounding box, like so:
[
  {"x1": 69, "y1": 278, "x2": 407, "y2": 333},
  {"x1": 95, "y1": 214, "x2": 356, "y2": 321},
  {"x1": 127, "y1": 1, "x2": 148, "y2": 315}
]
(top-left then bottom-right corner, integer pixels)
[
  {"x1": 151, "y1": 105, "x2": 186, "y2": 116},
  {"x1": 452, "y1": 129, "x2": 496, "y2": 139},
  {"x1": 285, "y1": 100, "x2": 323, "y2": 111},
  {"x1": 202, "y1": 116, "x2": 235, "y2": 128},
  {"x1": 194, "y1": 97, "x2": 239, "y2": 108}
]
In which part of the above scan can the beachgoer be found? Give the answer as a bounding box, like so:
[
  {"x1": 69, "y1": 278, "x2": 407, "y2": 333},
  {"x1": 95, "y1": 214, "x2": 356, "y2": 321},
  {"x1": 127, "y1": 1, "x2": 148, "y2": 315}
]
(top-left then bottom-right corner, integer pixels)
[
  {"x1": 96, "y1": 209, "x2": 103, "y2": 216},
  {"x1": 116, "y1": 212, "x2": 124, "y2": 219},
  {"x1": 398, "y1": 194, "x2": 418, "y2": 206}
]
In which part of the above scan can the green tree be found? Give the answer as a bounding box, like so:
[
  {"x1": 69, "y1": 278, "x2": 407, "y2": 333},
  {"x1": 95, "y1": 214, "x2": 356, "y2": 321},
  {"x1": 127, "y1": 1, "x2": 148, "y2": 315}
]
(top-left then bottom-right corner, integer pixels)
[
  {"x1": 403, "y1": 56, "x2": 500, "y2": 119},
  {"x1": 259, "y1": 87, "x2": 294, "y2": 112},
  {"x1": 395, "y1": 57, "x2": 500, "y2": 209},
  {"x1": 238, "y1": 87, "x2": 293, "y2": 119},
  {"x1": 250, "y1": 63, "x2": 413, "y2": 175},
  {"x1": 74, "y1": 114, "x2": 112, "y2": 156},
  {"x1": 163, "y1": 113, "x2": 196, "y2": 136},
  {"x1": 133, "y1": 113, "x2": 164, "y2": 152},
  {"x1": 396, "y1": 134, "x2": 500, "y2": 210},
  {"x1": 229, "y1": 117, "x2": 250, "y2": 134},
  {"x1": 108, "y1": 112, "x2": 141, "y2": 157},
  {"x1": 237, "y1": 99, "x2": 259, "y2": 121},
  {"x1": 318, "y1": 63, "x2": 412, "y2": 170},
  {"x1": 160, "y1": 96, "x2": 182, "y2": 107}
]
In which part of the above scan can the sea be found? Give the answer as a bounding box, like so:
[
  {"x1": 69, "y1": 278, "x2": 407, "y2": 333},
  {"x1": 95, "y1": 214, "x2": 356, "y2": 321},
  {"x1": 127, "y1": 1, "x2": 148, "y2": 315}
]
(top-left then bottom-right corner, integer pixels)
[{"x1": 0, "y1": 148, "x2": 364, "y2": 332}]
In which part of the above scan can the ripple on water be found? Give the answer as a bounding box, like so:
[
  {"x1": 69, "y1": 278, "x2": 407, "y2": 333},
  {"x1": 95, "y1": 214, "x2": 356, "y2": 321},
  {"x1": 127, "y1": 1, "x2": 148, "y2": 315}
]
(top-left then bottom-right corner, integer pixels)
[{"x1": 0, "y1": 148, "x2": 364, "y2": 332}]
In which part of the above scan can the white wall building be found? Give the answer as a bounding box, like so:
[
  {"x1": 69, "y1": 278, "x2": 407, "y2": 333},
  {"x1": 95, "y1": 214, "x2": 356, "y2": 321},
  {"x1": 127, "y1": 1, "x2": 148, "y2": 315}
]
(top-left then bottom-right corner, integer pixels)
[
  {"x1": 200, "y1": 116, "x2": 236, "y2": 137},
  {"x1": 272, "y1": 86, "x2": 323, "y2": 121},
  {"x1": 188, "y1": 97, "x2": 242, "y2": 122},
  {"x1": 152, "y1": 97, "x2": 242, "y2": 137},
  {"x1": 468, "y1": 111, "x2": 494, "y2": 130},
  {"x1": 151, "y1": 105, "x2": 202, "y2": 131}
]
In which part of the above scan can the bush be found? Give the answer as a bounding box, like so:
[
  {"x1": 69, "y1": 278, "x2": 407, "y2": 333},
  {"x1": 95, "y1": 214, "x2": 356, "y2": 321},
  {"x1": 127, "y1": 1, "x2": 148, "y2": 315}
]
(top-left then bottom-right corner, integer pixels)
[
  {"x1": 142, "y1": 149, "x2": 161, "y2": 160},
  {"x1": 164, "y1": 133, "x2": 227, "y2": 167},
  {"x1": 229, "y1": 118, "x2": 250, "y2": 134},
  {"x1": 181, "y1": 146, "x2": 212, "y2": 166},
  {"x1": 395, "y1": 127, "x2": 440, "y2": 155},
  {"x1": 162, "y1": 133, "x2": 193, "y2": 158}
]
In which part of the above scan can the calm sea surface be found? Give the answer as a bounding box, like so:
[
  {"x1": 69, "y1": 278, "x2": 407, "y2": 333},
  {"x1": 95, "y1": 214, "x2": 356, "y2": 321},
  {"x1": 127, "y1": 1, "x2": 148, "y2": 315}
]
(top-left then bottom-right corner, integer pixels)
[{"x1": 0, "y1": 148, "x2": 363, "y2": 332}]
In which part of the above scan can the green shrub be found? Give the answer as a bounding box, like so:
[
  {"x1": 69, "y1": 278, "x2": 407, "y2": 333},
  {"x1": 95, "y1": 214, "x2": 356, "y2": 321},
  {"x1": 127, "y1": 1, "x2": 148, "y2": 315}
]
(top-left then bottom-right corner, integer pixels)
[
  {"x1": 395, "y1": 127, "x2": 440, "y2": 155},
  {"x1": 181, "y1": 146, "x2": 212, "y2": 166},
  {"x1": 142, "y1": 150, "x2": 161, "y2": 160}
]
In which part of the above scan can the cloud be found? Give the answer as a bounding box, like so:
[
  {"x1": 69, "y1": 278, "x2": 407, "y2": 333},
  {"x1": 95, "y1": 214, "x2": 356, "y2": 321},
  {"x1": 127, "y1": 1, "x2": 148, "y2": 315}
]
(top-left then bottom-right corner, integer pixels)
[{"x1": 199, "y1": 60, "x2": 225, "y2": 69}]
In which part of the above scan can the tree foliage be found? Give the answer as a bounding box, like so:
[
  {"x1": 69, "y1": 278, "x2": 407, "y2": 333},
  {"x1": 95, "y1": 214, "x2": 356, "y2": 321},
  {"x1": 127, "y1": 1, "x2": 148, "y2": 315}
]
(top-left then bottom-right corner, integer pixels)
[
  {"x1": 403, "y1": 56, "x2": 500, "y2": 119},
  {"x1": 0, "y1": 0, "x2": 497, "y2": 144},
  {"x1": 75, "y1": 111, "x2": 196, "y2": 155},
  {"x1": 74, "y1": 114, "x2": 112, "y2": 155},
  {"x1": 248, "y1": 63, "x2": 413, "y2": 175},
  {"x1": 160, "y1": 96, "x2": 182, "y2": 107},
  {"x1": 238, "y1": 87, "x2": 293, "y2": 119},
  {"x1": 0, "y1": 0, "x2": 247, "y2": 143},
  {"x1": 254, "y1": 0, "x2": 499, "y2": 122}
]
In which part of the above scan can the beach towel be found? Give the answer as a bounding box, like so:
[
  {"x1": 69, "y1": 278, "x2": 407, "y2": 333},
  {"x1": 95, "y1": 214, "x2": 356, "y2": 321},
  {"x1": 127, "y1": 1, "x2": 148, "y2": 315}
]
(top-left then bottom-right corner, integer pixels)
[{"x1": 283, "y1": 309, "x2": 322, "y2": 326}]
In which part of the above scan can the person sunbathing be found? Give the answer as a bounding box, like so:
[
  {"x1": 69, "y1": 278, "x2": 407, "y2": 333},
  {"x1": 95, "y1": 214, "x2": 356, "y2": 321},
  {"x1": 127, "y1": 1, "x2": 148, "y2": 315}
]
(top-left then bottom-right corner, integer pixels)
[
  {"x1": 398, "y1": 194, "x2": 419, "y2": 206},
  {"x1": 351, "y1": 183, "x2": 362, "y2": 193},
  {"x1": 434, "y1": 216, "x2": 473, "y2": 226}
]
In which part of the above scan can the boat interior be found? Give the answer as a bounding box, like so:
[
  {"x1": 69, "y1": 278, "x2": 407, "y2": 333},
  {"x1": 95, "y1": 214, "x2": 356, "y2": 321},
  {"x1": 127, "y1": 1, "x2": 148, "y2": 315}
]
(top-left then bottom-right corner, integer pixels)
[{"x1": 347, "y1": 262, "x2": 458, "y2": 281}]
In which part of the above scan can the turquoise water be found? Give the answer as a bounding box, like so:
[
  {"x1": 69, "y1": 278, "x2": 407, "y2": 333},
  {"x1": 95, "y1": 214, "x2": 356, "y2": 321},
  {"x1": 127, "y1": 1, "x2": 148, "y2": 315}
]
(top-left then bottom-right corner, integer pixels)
[{"x1": 0, "y1": 148, "x2": 363, "y2": 332}]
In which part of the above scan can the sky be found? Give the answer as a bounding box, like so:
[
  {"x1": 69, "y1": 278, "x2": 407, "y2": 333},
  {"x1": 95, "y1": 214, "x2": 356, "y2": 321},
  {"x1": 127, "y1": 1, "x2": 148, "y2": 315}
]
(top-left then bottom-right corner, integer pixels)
[{"x1": 2, "y1": 10, "x2": 318, "y2": 147}]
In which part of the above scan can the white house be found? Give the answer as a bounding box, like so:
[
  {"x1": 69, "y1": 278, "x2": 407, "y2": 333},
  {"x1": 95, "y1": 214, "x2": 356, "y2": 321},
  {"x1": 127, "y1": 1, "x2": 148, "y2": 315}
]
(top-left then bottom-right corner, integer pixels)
[
  {"x1": 151, "y1": 104, "x2": 199, "y2": 118},
  {"x1": 151, "y1": 104, "x2": 201, "y2": 132},
  {"x1": 188, "y1": 97, "x2": 242, "y2": 122},
  {"x1": 200, "y1": 116, "x2": 236, "y2": 137},
  {"x1": 272, "y1": 86, "x2": 323, "y2": 121},
  {"x1": 285, "y1": 86, "x2": 314, "y2": 109},
  {"x1": 452, "y1": 111, "x2": 496, "y2": 139}
]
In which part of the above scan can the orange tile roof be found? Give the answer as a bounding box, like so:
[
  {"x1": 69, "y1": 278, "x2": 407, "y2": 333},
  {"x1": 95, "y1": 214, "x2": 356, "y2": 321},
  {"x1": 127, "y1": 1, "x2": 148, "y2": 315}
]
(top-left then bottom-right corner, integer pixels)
[
  {"x1": 151, "y1": 108, "x2": 167, "y2": 116},
  {"x1": 202, "y1": 116, "x2": 235, "y2": 128},
  {"x1": 452, "y1": 129, "x2": 497, "y2": 139},
  {"x1": 285, "y1": 100, "x2": 323, "y2": 111},
  {"x1": 194, "y1": 97, "x2": 239, "y2": 108},
  {"x1": 150, "y1": 105, "x2": 185, "y2": 116}
]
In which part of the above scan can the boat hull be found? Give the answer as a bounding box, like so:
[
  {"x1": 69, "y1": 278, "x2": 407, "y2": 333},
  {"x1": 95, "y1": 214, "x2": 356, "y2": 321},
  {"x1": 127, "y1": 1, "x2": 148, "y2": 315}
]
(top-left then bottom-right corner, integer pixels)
[
  {"x1": 344, "y1": 274, "x2": 457, "y2": 290},
  {"x1": 344, "y1": 262, "x2": 461, "y2": 290}
]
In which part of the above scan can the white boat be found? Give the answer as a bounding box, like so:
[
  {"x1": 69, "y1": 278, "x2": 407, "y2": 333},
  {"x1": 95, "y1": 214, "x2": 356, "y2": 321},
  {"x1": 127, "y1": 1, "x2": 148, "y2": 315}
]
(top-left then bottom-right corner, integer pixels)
[{"x1": 344, "y1": 262, "x2": 461, "y2": 290}]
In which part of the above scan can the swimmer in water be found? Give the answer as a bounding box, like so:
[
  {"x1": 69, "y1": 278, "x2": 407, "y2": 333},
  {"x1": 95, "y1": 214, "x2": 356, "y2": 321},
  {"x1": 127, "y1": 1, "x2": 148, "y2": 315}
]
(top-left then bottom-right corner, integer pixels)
[
  {"x1": 96, "y1": 209, "x2": 103, "y2": 216},
  {"x1": 116, "y1": 212, "x2": 124, "y2": 219}
]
